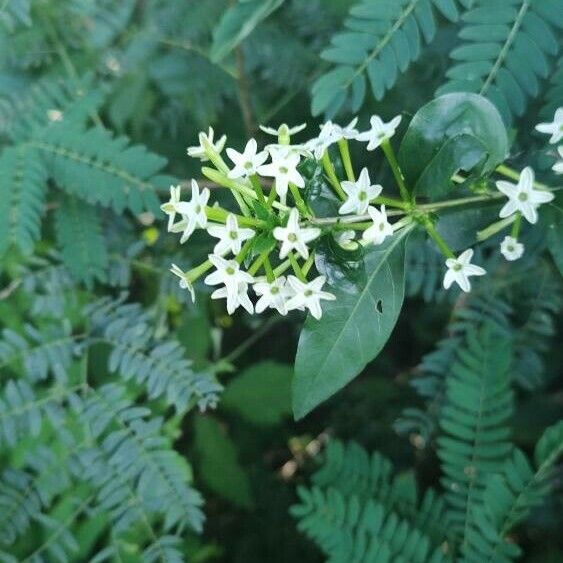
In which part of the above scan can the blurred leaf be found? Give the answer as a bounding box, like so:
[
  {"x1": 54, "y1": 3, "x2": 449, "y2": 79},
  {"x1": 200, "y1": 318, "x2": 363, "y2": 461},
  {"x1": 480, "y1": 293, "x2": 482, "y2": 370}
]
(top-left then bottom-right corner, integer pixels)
[
  {"x1": 222, "y1": 361, "x2": 292, "y2": 426},
  {"x1": 398, "y1": 93, "x2": 508, "y2": 200},
  {"x1": 194, "y1": 416, "x2": 253, "y2": 508},
  {"x1": 293, "y1": 225, "x2": 412, "y2": 420},
  {"x1": 211, "y1": 0, "x2": 285, "y2": 62}
]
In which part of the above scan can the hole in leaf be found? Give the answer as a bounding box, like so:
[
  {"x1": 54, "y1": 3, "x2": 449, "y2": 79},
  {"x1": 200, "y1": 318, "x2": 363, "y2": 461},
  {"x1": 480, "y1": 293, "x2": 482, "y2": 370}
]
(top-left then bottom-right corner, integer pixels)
[{"x1": 375, "y1": 300, "x2": 383, "y2": 314}]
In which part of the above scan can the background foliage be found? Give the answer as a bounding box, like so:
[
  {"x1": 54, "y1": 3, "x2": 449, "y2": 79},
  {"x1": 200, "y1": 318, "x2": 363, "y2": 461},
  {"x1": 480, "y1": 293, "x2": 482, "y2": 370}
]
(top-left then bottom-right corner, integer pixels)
[{"x1": 0, "y1": 0, "x2": 561, "y2": 562}]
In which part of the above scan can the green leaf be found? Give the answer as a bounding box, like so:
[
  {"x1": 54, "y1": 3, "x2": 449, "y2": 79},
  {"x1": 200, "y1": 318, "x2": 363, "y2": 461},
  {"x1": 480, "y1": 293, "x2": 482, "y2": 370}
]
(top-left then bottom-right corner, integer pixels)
[
  {"x1": 221, "y1": 361, "x2": 292, "y2": 426},
  {"x1": 193, "y1": 416, "x2": 253, "y2": 508},
  {"x1": 293, "y1": 225, "x2": 413, "y2": 420},
  {"x1": 547, "y1": 205, "x2": 563, "y2": 277},
  {"x1": 398, "y1": 93, "x2": 508, "y2": 199},
  {"x1": 211, "y1": 0, "x2": 285, "y2": 62}
]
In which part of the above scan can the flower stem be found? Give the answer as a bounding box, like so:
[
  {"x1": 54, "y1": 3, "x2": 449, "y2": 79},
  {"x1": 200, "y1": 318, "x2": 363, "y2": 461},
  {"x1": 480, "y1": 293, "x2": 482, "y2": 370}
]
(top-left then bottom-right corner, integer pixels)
[
  {"x1": 289, "y1": 183, "x2": 310, "y2": 217},
  {"x1": 205, "y1": 206, "x2": 265, "y2": 228},
  {"x1": 266, "y1": 187, "x2": 278, "y2": 208},
  {"x1": 381, "y1": 139, "x2": 410, "y2": 203},
  {"x1": 248, "y1": 252, "x2": 266, "y2": 276},
  {"x1": 332, "y1": 222, "x2": 372, "y2": 230},
  {"x1": 322, "y1": 150, "x2": 347, "y2": 201},
  {"x1": 422, "y1": 219, "x2": 455, "y2": 259},
  {"x1": 235, "y1": 238, "x2": 254, "y2": 265},
  {"x1": 263, "y1": 256, "x2": 275, "y2": 282},
  {"x1": 496, "y1": 164, "x2": 551, "y2": 191},
  {"x1": 250, "y1": 174, "x2": 266, "y2": 204},
  {"x1": 371, "y1": 195, "x2": 409, "y2": 209},
  {"x1": 302, "y1": 252, "x2": 316, "y2": 276},
  {"x1": 338, "y1": 139, "x2": 355, "y2": 181},
  {"x1": 273, "y1": 259, "x2": 291, "y2": 277},
  {"x1": 187, "y1": 259, "x2": 213, "y2": 282},
  {"x1": 476, "y1": 215, "x2": 516, "y2": 241},
  {"x1": 288, "y1": 252, "x2": 307, "y2": 282},
  {"x1": 511, "y1": 213, "x2": 522, "y2": 238}
]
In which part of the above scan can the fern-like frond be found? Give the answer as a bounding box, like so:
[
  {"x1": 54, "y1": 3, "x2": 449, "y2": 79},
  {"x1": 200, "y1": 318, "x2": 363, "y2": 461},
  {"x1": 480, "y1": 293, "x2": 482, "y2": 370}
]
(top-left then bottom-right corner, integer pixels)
[
  {"x1": 292, "y1": 486, "x2": 447, "y2": 563},
  {"x1": 539, "y1": 55, "x2": 563, "y2": 119},
  {"x1": 86, "y1": 297, "x2": 222, "y2": 412},
  {"x1": 437, "y1": 324, "x2": 514, "y2": 542},
  {"x1": 54, "y1": 195, "x2": 109, "y2": 286},
  {"x1": 0, "y1": 145, "x2": 46, "y2": 257},
  {"x1": 0, "y1": 0, "x2": 31, "y2": 32},
  {"x1": 32, "y1": 124, "x2": 171, "y2": 214},
  {"x1": 438, "y1": 0, "x2": 563, "y2": 124},
  {"x1": 311, "y1": 0, "x2": 466, "y2": 116}
]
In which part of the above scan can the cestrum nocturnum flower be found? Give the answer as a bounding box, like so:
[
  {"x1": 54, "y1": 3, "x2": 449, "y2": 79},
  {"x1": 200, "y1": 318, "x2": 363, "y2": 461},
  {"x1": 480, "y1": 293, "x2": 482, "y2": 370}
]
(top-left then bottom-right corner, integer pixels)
[
  {"x1": 187, "y1": 127, "x2": 226, "y2": 161},
  {"x1": 443, "y1": 249, "x2": 486, "y2": 293},
  {"x1": 212, "y1": 282, "x2": 254, "y2": 315},
  {"x1": 535, "y1": 107, "x2": 563, "y2": 144},
  {"x1": 362, "y1": 205, "x2": 393, "y2": 245},
  {"x1": 339, "y1": 167, "x2": 382, "y2": 215},
  {"x1": 356, "y1": 114, "x2": 402, "y2": 151},
  {"x1": 204, "y1": 254, "x2": 253, "y2": 296},
  {"x1": 496, "y1": 167, "x2": 554, "y2": 224},
  {"x1": 207, "y1": 213, "x2": 255, "y2": 256},
  {"x1": 500, "y1": 236, "x2": 524, "y2": 262},
  {"x1": 160, "y1": 184, "x2": 182, "y2": 231},
  {"x1": 226, "y1": 138, "x2": 268, "y2": 179},
  {"x1": 253, "y1": 276, "x2": 292, "y2": 315},
  {"x1": 273, "y1": 208, "x2": 321, "y2": 259},
  {"x1": 171, "y1": 180, "x2": 210, "y2": 243},
  {"x1": 260, "y1": 122, "x2": 307, "y2": 139},
  {"x1": 169, "y1": 263, "x2": 195, "y2": 302},
  {"x1": 257, "y1": 147, "x2": 304, "y2": 203},
  {"x1": 305, "y1": 121, "x2": 338, "y2": 160},
  {"x1": 286, "y1": 276, "x2": 336, "y2": 320}
]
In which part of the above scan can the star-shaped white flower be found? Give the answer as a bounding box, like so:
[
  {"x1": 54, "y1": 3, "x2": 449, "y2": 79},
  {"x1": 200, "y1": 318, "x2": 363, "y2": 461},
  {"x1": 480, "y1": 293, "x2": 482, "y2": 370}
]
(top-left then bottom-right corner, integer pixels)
[
  {"x1": 443, "y1": 249, "x2": 486, "y2": 293},
  {"x1": 203, "y1": 254, "x2": 253, "y2": 296},
  {"x1": 171, "y1": 180, "x2": 210, "y2": 243},
  {"x1": 260, "y1": 123, "x2": 307, "y2": 137},
  {"x1": 304, "y1": 121, "x2": 338, "y2": 159},
  {"x1": 535, "y1": 108, "x2": 563, "y2": 144},
  {"x1": 257, "y1": 148, "x2": 304, "y2": 203},
  {"x1": 160, "y1": 185, "x2": 182, "y2": 231},
  {"x1": 285, "y1": 275, "x2": 336, "y2": 320},
  {"x1": 496, "y1": 167, "x2": 554, "y2": 224},
  {"x1": 339, "y1": 168, "x2": 382, "y2": 215},
  {"x1": 226, "y1": 138, "x2": 268, "y2": 179},
  {"x1": 331, "y1": 117, "x2": 359, "y2": 141},
  {"x1": 362, "y1": 205, "x2": 393, "y2": 245},
  {"x1": 356, "y1": 114, "x2": 402, "y2": 151},
  {"x1": 500, "y1": 236, "x2": 524, "y2": 262},
  {"x1": 207, "y1": 214, "x2": 255, "y2": 256},
  {"x1": 187, "y1": 127, "x2": 227, "y2": 161},
  {"x1": 253, "y1": 276, "x2": 292, "y2": 315},
  {"x1": 212, "y1": 282, "x2": 254, "y2": 315},
  {"x1": 170, "y1": 263, "x2": 195, "y2": 302},
  {"x1": 273, "y1": 208, "x2": 321, "y2": 259},
  {"x1": 553, "y1": 146, "x2": 563, "y2": 175}
]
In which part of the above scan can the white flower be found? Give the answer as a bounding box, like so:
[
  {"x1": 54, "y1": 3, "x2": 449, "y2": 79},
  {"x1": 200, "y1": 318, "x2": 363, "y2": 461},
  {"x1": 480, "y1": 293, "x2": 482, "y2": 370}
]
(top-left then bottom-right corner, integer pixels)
[
  {"x1": 204, "y1": 254, "x2": 253, "y2": 296},
  {"x1": 170, "y1": 263, "x2": 195, "y2": 303},
  {"x1": 207, "y1": 213, "x2": 255, "y2": 256},
  {"x1": 212, "y1": 282, "x2": 254, "y2": 315},
  {"x1": 187, "y1": 127, "x2": 226, "y2": 161},
  {"x1": 226, "y1": 138, "x2": 268, "y2": 179},
  {"x1": 257, "y1": 148, "x2": 304, "y2": 203},
  {"x1": 265, "y1": 143, "x2": 313, "y2": 159},
  {"x1": 273, "y1": 208, "x2": 321, "y2": 259},
  {"x1": 362, "y1": 205, "x2": 393, "y2": 245},
  {"x1": 500, "y1": 236, "x2": 524, "y2": 262},
  {"x1": 171, "y1": 180, "x2": 210, "y2": 243},
  {"x1": 496, "y1": 167, "x2": 554, "y2": 224},
  {"x1": 339, "y1": 167, "x2": 382, "y2": 215},
  {"x1": 535, "y1": 108, "x2": 563, "y2": 144},
  {"x1": 443, "y1": 249, "x2": 486, "y2": 293},
  {"x1": 331, "y1": 117, "x2": 359, "y2": 141},
  {"x1": 553, "y1": 146, "x2": 563, "y2": 175},
  {"x1": 335, "y1": 230, "x2": 355, "y2": 247},
  {"x1": 253, "y1": 276, "x2": 292, "y2": 315},
  {"x1": 305, "y1": 121, "x2": 338, "y2": 159},
  {"x1": 285, "y1": 276, "x2": 336, "y2": 320},
  {"x1": 160, "y1": 185, "x2": 182, "y2": 231},
  {"x1": 356, "y1": 114, "x2": 402, "y2": 151},
  {"x1": 260, "y1": 123, "x2": 307, "y2": 137}
]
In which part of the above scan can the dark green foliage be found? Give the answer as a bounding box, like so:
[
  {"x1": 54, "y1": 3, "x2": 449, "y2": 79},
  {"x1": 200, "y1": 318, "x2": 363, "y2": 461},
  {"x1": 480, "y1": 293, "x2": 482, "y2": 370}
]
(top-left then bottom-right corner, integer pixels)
[{"x1": 438, "y1": 0, "x2": 563, "y2": 124}]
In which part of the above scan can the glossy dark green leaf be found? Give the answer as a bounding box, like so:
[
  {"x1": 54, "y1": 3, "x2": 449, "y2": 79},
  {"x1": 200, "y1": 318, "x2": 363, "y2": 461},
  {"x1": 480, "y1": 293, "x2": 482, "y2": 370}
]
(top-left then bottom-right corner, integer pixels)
[
  {"x1": 194, "y1": 416, "x2": 253, "y2": 508},
  {"x1": 222, "y1": 361, "x2": 292, "y2": 426},
  {"x1": 398, "y1": 93, "x2": 508, "y2": 200},
  {"x1": 211, "y1": 0, "x2": 285, "y2": 62},
  {"x1": 293, "y1": 225, "x2": 413, "y2": 420}
]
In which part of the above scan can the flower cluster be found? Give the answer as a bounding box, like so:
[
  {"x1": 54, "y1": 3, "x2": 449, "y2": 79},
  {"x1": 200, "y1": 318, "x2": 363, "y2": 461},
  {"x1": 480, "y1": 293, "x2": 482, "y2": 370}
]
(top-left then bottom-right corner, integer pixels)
[{"x1": 162, "y1": 113, "x2": 555, "y2": 316}]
